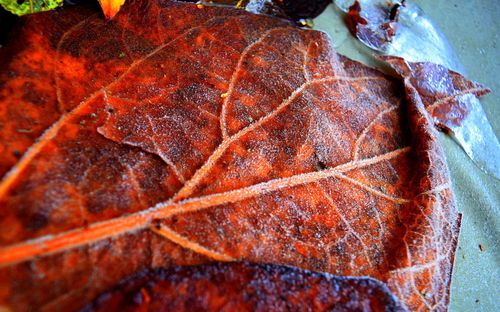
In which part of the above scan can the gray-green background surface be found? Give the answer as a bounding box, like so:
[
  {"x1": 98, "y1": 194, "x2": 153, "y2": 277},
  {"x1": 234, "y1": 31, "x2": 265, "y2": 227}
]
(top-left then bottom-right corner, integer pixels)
[{"x1": 314, "y1": 1, "x2": 499, "y2": 311}]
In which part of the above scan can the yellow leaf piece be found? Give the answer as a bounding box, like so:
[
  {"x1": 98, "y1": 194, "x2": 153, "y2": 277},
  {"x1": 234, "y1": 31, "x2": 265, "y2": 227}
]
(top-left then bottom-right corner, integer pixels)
[
  {"x1": 98, "y1": 0, "x2": 126, "y2": 19},
  {"x1": 298, "y1": 19, "x2": 315, "y2": 28}
]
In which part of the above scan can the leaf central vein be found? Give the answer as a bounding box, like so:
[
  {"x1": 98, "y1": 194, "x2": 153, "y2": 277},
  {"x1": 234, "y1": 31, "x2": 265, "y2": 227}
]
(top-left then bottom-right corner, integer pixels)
[{"x1": 0, "y1": 146, "x2": 411, "y2": 267}]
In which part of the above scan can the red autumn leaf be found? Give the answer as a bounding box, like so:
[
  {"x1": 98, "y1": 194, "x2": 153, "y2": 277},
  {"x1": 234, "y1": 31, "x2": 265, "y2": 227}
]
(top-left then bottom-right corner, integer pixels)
[
  {"x1": 83, "y1": 262, "x2": 407, "y2": 311},
  {"x1": 0, "y1": 0, "x2": 486, "y2": 311}
]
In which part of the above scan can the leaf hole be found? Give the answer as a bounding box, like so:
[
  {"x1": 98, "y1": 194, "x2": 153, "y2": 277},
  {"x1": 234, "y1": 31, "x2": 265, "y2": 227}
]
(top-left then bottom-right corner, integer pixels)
[{"x1": 315, "y1": 160, "x2": 327, "y2": 171}]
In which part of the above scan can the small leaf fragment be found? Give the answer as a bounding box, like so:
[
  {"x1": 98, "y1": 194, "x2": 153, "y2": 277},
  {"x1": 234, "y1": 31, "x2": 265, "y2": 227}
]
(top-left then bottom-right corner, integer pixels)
[
  {"x1": 298, "y1": 18, "x2": 314, "y2": 28},
  {"x1": 97, "y1": 0, "x2": 125, "y2": 19},
  {"x1": 0, "y1": 0, "x2": 63, "y2": 16}
]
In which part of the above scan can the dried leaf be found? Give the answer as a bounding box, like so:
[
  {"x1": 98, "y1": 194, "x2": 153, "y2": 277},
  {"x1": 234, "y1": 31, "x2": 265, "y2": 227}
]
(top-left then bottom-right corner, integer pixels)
[
  {"x1": 0, "y1": 0, "x2": 485, "y2": 311},
  {"x1": 379, "y1": 55, "x2": 490, "y2": 131},
  {"x1": 0, "y1": 0, "x2": 63, "y2": 16},
  {"x1": 343, "y1": 0, "x2": 398, "y2": 51},
  {"x1": 83, "y1": 262, "x2": 407, "y2": 311},
  {"x1": 98, "y1": 0, "x2": 125, "y2": 18}
]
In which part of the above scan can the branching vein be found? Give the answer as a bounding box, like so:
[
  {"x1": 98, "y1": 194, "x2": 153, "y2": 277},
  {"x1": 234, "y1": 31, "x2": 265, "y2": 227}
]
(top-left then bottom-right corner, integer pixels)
[
  {"x1": 0, "y1": 147, "x2": 410, "y2": 267},
  {"x1": 425, "y1": 87, "x2": 486, "y2": 112}
]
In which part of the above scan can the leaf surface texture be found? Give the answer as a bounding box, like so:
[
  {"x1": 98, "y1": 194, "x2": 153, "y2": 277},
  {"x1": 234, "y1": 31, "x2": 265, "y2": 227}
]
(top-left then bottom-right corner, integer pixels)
[{"x1": 0, "y1": 1, "x2": 484, "y2": 311}]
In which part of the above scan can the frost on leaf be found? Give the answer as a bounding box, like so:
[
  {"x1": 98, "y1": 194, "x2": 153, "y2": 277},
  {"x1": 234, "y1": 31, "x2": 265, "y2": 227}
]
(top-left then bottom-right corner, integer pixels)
[{"x1": 0, "y1": 0, "x2": 487, "y2": 311}]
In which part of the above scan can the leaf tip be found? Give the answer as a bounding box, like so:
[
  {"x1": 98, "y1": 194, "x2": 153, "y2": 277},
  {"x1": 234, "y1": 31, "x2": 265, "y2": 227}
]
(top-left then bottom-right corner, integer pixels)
[{"x1": 98, "y1": 0, "x2": 126, "y2": 19}]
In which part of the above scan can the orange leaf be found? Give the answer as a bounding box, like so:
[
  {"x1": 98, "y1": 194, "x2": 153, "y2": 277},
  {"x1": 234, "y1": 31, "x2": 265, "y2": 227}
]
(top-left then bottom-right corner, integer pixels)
[{"x1": 98, "y1": 0, "x2": 126, "y2": 19}]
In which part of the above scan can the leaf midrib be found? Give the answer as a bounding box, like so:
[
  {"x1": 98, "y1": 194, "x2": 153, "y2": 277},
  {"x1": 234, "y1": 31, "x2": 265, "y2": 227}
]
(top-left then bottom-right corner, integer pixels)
[{"x1": 0, "y1": 146, "x2": 411, "y2": 267}]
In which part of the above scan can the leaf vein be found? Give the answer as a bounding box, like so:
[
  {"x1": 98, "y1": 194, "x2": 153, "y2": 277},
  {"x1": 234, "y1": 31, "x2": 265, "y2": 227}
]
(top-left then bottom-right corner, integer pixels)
[
  {"x1": 425, "y1": 87, "x2": 486, "y2": 112},
  {"x1": 353, "y1": 105, "x2": 398, "y2": 160},
  {"x1": 0, "y1": 146, "x2": 411, "y2": 267},
  {"x1": 334, "y1": 173, "x2": 410, "y2": 204},
  {"x1": 219, "y1": 27, "x2": 293, "y2": 139},
  {"x1": 174, "y1": 75, "x2": 387, "y2": 201},
  {"x1": 151, "y1": 224, "x2": 234, "y2": 261},
  {"x1": 0, "y1": 15, "x2": 237, "y2": 197}
]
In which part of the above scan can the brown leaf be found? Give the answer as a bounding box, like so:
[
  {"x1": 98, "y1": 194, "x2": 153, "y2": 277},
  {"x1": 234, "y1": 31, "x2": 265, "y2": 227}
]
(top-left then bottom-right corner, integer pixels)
[
  {"x1": 379, "y1": 55, "x2": 490, "y2": 132},
  {"x1": 0, "y1": 0, "x2": 484, "y2": 311},
  {"x1": 83, "y1": 262, "x2": 407, "y2": 312}
]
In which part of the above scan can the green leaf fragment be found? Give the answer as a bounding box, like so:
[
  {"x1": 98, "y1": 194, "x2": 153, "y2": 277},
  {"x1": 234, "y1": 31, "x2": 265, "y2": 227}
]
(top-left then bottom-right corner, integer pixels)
[{"x1": 1, "y1": 0, "x2": 63, "y2": 16}]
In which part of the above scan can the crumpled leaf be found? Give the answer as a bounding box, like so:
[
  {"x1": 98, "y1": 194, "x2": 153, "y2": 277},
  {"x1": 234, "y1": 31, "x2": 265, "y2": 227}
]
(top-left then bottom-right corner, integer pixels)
[
  {"x1": 0, "y1": 0, "x2": 486, "y2": 311},
  {"x1": 83, "y1": 262, "x2": 408, "y2": 312},
  {"x1": 97, "y1": 0, "x2": 126, "y2": 18},
  {"x1": 0, "y1": 0, "x2": 63, "y2": 16},
  {"x1": 379, "y1": 55, "x2": 500, "y2": 179},
  {"x1": 335, "y1": 0, "x2": 500, "y2": 179},
  {"x1": 380, "y1": 56, "x2": 490, "y2": 131}
]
